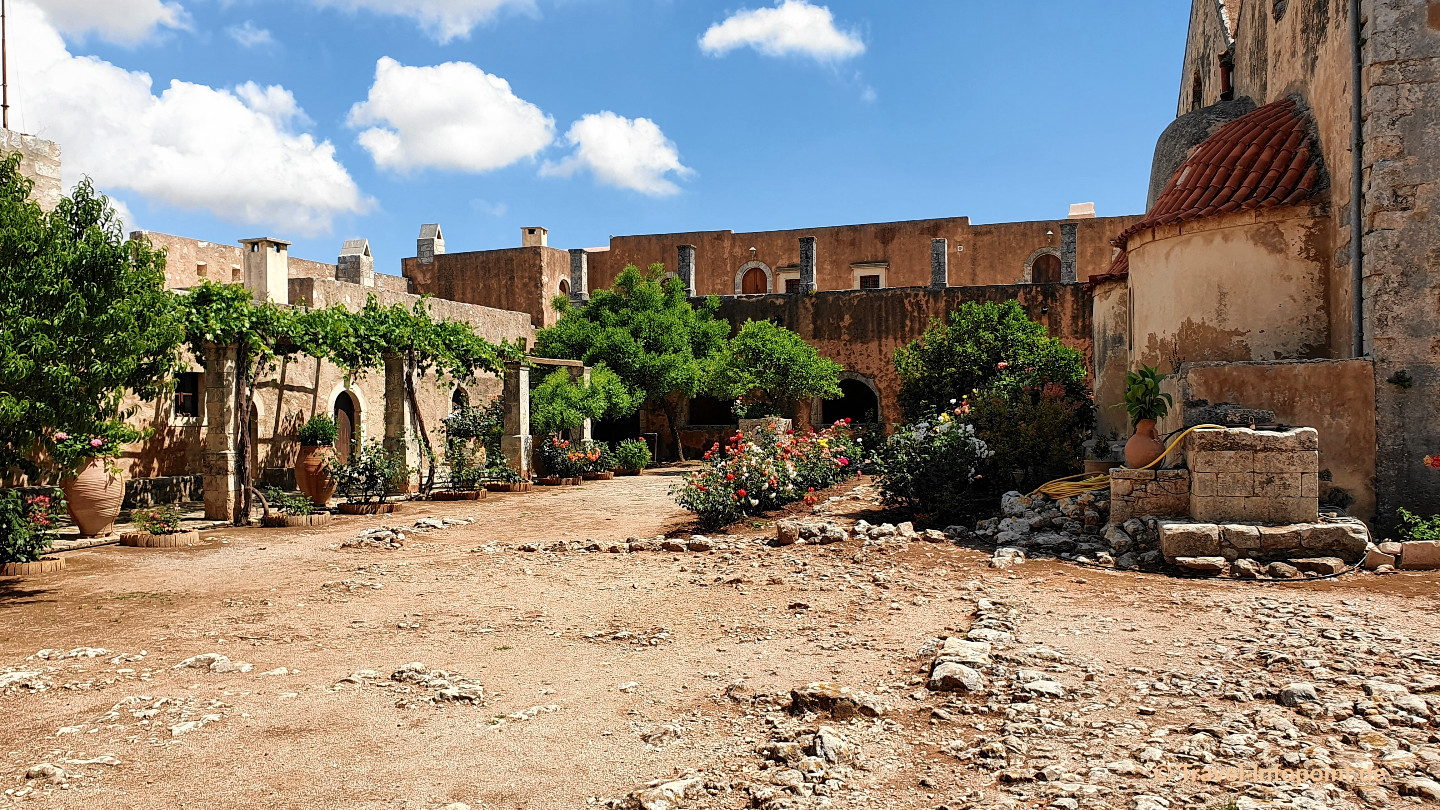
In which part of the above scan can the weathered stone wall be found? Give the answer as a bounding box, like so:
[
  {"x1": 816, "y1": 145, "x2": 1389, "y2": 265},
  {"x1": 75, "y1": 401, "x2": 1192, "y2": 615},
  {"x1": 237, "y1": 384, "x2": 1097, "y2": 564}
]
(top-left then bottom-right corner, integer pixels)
[
  {"x1": 1109, "y1": 468, "x2": 1191, "y2": 525},
  {"x1": 1125, "y1": 205, "x2": 1334, "y2": 374},
  {"x1": 402, "y1": 245, "x2": 571, "y2": 330},
  {"x1": 711, "y1": 283, "x2": 1093, "y2": 432},
  {"x1": 1, "y1": 130, "x2": 62, "y2": 211},
  {"x1": 1161, "y1": 359, "x2": 1377, "y2": 521},
  {"x1": 1187, "y1": 427, "x2": 1321, "y2": 524},
  {"x1": 1363, "y1": 0, "x2": 1440, "y2": 520},
  {"x1": 135, "y1": 231, "x2": 244, "y2": 289},
  {"x1": 1091, "y1": 278, "x2": 1131, "y2": 439},
  {"x1": 583, "y1": 215, "x2": 1140, "y2": 297}
]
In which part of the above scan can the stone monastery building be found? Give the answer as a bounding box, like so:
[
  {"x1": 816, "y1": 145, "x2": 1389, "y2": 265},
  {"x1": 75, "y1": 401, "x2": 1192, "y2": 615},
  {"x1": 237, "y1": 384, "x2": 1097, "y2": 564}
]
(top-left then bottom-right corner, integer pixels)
[{"x1": 3, "y1": 0, "x2": 1435, "y2": 527}]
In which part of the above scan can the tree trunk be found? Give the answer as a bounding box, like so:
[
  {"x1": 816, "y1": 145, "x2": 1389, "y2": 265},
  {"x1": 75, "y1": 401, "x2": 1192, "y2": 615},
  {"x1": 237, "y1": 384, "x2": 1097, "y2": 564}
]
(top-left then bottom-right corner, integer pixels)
[
  {"x1": 404, "y1": 348, "x2": 437, "y2": 494},
  {"x1": 660, "y1": 397, "x2": 686, "y2": 462},
  {"x1": 232, "y1": 346, "x2": 253, "y2": 526}
]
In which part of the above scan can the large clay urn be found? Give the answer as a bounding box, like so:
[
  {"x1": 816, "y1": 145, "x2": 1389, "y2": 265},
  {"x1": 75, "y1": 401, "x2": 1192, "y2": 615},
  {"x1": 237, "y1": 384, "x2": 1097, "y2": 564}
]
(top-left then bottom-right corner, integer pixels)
[
  {"x1": 295, "y1": 446, "x2": 337, "y2": 507},
  {"x1": 1124, "y1": 419, "x2": 1166, "y2": 469},
  {"x1": 62, "y1": 458, "x2": 125, "y2": 538}
]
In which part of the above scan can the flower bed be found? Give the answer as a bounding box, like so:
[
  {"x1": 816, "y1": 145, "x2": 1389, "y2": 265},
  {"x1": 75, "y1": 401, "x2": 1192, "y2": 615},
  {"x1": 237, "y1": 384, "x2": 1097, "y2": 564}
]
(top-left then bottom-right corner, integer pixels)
[{"x1": 672, "y1": 421, "x2": 862, "y2": 530}]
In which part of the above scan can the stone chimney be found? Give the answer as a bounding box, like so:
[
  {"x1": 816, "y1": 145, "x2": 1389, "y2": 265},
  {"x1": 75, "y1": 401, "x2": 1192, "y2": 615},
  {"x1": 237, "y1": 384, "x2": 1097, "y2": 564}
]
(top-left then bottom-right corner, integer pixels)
[
  {"x1": 337, "y1": 238, "x2": 375, "y2": 287},
  {"x1": 417, "y1": 224, "x2": 444, "y2": 265},
  {"x1": 677, "y1": 245, "x2": 697, "y2": 297},
  {"x1": 568, "y1": 249, "x2": 589, "y2": 303},
  {"x1": 798, "y1": 236, "x2": 817, "y2": 294},
  {"x1": 930, "y1": 238, "x2": 949, "y2": 289},
  {"x1": 522, "y1": 226, "x2": 549, "y2": 248},
  {"x1": 239, "y1": 237, "x2": 291, "y2": 306}
]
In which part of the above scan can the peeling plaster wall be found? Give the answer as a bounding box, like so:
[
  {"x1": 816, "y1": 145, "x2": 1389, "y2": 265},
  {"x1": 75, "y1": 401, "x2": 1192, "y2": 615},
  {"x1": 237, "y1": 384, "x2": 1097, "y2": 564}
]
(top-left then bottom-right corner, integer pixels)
[
  {"x1": 1091, "y1": 278, "x2": 1132, "y2": 439},
  {"x1": 1166, "y1": 359, "x2": 1377, "y2": 522},
  {"x1": 1126, "y1": 206, "x2": 1333, "y2": 374}
]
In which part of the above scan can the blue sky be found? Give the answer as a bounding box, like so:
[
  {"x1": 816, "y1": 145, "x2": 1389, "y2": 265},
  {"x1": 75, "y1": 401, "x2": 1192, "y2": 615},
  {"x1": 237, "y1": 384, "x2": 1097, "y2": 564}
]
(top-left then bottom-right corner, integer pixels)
[{"x1": 13, "y1": 0, "x2": 1190, "y2": 270}]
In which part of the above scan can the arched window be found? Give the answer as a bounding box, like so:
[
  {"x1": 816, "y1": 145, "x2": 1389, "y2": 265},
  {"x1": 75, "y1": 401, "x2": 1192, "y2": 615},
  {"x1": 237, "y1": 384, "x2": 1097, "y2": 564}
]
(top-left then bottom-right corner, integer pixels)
[
  {"x1": 451, "y1": 387, "x2": 469, "y2": 413},
  {"x1": 821, "y1": 379, "x2": 880, "y2": 425},
  {"x1": 1031, "y1": 253, "x2": 1062, "y2": 284},
  {"x1": 334, "y1": 392, "x2": 358, "y2": 464},
  {"x1": 558, "y1": 278, "x2": 570, "y2": 297},
  {"x1": 741, "y1": 267, "x2": 768, "y2": 295}
]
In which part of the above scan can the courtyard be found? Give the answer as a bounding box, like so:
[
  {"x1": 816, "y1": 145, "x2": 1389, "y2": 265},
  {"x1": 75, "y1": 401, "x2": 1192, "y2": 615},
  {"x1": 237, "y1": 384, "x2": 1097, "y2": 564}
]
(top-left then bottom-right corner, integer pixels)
[{"x1": 3, "y1": 472, "x2": 1439, "y2": 810}]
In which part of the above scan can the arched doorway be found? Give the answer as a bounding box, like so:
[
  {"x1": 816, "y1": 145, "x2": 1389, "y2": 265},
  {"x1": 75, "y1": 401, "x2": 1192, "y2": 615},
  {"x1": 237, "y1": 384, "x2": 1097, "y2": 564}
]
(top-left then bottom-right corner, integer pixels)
[
  {"x1": 821, "y1": 378, "x2": 880, "y2": 425},
  {"x1": 1031, "y1": 253, "x2": 1062, "y2": 284},
  {"x1": 558, "y1": 278, "x2": 570, "y2": 297},
  {"x1": 334, "y1": 391, "x2": 358, "y2": 464},
  {"x1": 741, "y1": 267, "x2": 768, "y2": 295},
  {"x1": 451, "y1": 387, "x2": 469, "y2": 413}
]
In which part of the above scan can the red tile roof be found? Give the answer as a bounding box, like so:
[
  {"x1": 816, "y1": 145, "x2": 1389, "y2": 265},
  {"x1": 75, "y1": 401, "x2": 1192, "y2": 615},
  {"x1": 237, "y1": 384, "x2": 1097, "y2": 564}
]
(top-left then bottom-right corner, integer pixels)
[{"x1": 1088, "y1": 98, "x2": 1323, "y2": 289}]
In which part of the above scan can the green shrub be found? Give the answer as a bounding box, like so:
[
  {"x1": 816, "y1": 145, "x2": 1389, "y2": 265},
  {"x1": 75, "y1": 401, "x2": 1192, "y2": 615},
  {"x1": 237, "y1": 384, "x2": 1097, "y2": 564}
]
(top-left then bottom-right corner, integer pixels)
[
  {"x1": 1123, "y1": 366, "x2": 1172, "y2": 425},
  {"x1": 872, "y1": 410, "x2": 994, "y2": 522},
  {"x1": 894, "y1": 300, "x2": 1088, "y2": 422},
  {"x1": 263, "y1": 487, "x2": 315, "y2": 516},
  {"x1": 330, "y1": 440, "x2": 411, "y2": 503},
  {"x1": 614, "y1": 439, "x2": 652, "y2": 472},
  {"x1": 966, "y1": 384, "x2": 1092, "y2": 492},
  {"x1": 483, "y1": 462, "x2": 526, "y2": 484},
  {"x1": 297, "y1": 414, "x2": 338, "y2": 447},
  {"x1": 0, "y1": 489, "x2": 65, "y2": 564},
  {"x1": 1397, "y1": 508, "x2": 1440, "y2": 543},
  {"x1": 131, "y1": 504, "x2": 183, "y2": 535},
  {"x1": 537, "y1": 436, "x2": 586, "y2": 479},
  {"x1": 708, "y1": 319, "x2": 842, "y2": 417},
  {"x1": 578, "y1": 440, "x2": 615, "y2": 474}
]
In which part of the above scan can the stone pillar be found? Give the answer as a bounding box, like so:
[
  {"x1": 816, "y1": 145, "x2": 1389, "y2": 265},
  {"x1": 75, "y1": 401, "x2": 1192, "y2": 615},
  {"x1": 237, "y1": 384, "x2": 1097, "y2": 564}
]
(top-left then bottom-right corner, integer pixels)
[
  {"x1": 201, "y1": 343, "x2": 241, "y2": 521},
  {"x1": 677, "y1": 245, "x2": 697, "y2": 297},
  {"x1": 930, "y1": 238, "x2": 949, "y2": 289},
  {"x1": 798, "y1": 236, "x2": 817, "y2": 294},
  {"x1": 568, "y1": 249, "x2": 590, "y2": 304},
  {"x1": 383, "y1": 353, "x2": 418, "y2": 487},
  {"x1": 500, "y1": 360, "x2": 532, "y2": 478},
  {"x1": 1060, "y1": 222, "x2": 1079, "y2": 283},
  {"x1": 567, "y1": 365, "x2": 594, "y2": 442}
]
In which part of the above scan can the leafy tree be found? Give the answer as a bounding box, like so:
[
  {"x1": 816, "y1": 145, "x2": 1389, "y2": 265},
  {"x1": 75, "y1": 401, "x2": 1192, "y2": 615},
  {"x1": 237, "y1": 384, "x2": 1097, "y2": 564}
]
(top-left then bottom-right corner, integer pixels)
[
  {"x1": 0, "y1": 155, "x2": 185, "y2": 477},
  {"x1": 534, "y1": 264, "x2": 729, "y2": 459},
  {"x1": 529, "y1": 365, "x2": 636, "y2": 437},
  {"x1": 708, "y1": 319, "x2": 842, "y2": 419},
  {"x1": 893, "y1": 300, "x2": 1088, "y2": 421}
]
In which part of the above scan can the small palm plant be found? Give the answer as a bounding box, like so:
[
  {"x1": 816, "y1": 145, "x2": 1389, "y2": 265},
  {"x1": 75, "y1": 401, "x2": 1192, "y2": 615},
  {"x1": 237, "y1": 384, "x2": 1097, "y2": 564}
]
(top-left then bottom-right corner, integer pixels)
[{"x1": 1123, "y1": 366, "x2": 1173, "y2": 426}]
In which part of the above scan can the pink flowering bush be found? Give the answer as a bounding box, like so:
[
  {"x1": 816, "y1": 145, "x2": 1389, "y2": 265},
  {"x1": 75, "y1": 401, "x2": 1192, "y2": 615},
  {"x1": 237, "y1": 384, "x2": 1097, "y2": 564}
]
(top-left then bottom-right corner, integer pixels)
[
  {"x1": 0, "y1": 489, "x2": 67, "y2": 564},
  {"x1": 50, "y1": 421, "x2": 141, "y2": 475},
  {"x1": 672, "y1": 421, "x2": 863, "y2": 529}
]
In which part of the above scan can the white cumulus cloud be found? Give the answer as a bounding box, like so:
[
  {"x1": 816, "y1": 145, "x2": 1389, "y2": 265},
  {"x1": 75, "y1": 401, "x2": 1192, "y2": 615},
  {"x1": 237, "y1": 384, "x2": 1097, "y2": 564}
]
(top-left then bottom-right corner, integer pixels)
[
  {"x1": 310, "y1": 0, "x2": 536, "y2": 44},
  {"x1": 227, "y1": 21, "x2": 275, "y2": 49},
  {"x1": 8, "y1": 1, "x2": 369, "y2": 234},
  {"x1": 31, "y1": 0, "x2": 190, "y2": 45},
  {"x1": 347, "y1": 57, "x2": 555, "y2": 174},
  {"x1": 700, "y1": 0, "x2": 864, "y2": 62},
  {"x1": 542, "y1": 112, "x2": 693, "y2": 197}
]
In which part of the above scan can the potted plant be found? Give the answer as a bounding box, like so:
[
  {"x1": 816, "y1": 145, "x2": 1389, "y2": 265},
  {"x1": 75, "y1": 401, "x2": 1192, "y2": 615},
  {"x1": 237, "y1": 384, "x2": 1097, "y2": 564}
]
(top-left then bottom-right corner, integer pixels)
[
  {"x1": 1084, "y1": 433, "x2": 1117, "y2": 475},
  {"x1": 1122, "y1": 366, "x2": 1173, "y2": 469},
  {"x1": 54, "y1": 425, "x2": 136, "y2": 538},
  {"x1": 580, "y1": 441, "x2": 616, "y2": 481},
  {"x1": 121, "y1": 504, "x2": 199, "y2": 548},
  {"x1": 536, "y1": 436, "x2": 580, "y2": 486},
  {"x1": 0, "y1": 489, "x2": 68, "y2": 576},
  {"x1": 330, "y1": 440, "x2": 410, "y2": 514},
  {"x1": 260, "y1": 487, "x2": 332, "y2": 527},
  {"x1": 614, "y1": 439, "x2": 651, "y2": 476},
  {"x1": 483, "y1": 463, "x2": 531, "y2": 493},
  {"x1": 295, "y1": 414, "x2": 339, "y2": 507}
]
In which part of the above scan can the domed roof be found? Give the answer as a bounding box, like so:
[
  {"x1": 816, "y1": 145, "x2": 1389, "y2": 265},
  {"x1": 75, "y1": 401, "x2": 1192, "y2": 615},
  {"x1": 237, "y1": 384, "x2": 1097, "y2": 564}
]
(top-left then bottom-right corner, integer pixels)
[{"x1": 1090, "y1": 97, "x2": 1324, "y2": 287}]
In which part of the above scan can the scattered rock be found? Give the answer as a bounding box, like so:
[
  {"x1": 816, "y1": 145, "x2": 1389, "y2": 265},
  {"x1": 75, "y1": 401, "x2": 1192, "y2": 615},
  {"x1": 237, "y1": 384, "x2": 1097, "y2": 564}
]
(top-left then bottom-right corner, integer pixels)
[{"x1": 173, "y1": 653, "x2": 252, "y2": 674}]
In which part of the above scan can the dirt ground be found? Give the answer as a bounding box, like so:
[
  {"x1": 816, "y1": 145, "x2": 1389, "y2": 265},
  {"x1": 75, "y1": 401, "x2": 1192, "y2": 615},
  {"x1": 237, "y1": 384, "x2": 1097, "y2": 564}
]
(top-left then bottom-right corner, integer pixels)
[{"x1": 2, "y1": 470, "x2": 1438, "y2": 810}]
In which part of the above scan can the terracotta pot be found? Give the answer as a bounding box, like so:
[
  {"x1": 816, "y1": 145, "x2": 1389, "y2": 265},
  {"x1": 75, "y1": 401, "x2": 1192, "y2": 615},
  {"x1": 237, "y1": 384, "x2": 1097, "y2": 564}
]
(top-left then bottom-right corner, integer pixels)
[
  {"x1": 120, "y1": 530, "x2": 200, "y2": 548},
  {"x1": 295, "y1": 446, "x2": 337, "y2": 507},
  {"x1": 1, "y1": 557, "x2": 65, "y2": 576},
  {"x1": 432, "y1": 490, "x2": 483, "y2": 501},
  {"x1": 1124, "y1": 420, "x2": 1166, "y2": 469},
  {"x1": 62, "y1": 459, "x2": 125, "y2": 538},
  {"x1": 260, "y1": 513, "x2": 333, "y2": 528},
  {"x1": 582, "y1": 472, "x2": 614, "y2": 481},
  {"x1": 536, "y1": 476, "x2": 563, "y2": 487},
  {"x1": 485, "y1": 482, "x2": 531, "y2": 493},
  {"x1": 337, "y1": 502, "x2": 396, "y2": 515}
]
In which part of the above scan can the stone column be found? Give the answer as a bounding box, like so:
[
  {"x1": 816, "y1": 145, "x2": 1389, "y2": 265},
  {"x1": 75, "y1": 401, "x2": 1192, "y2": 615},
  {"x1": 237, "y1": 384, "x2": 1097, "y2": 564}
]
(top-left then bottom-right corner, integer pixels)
[
  {"x1": 201, "y1": 342, "x2": 241, "y2": 521},
  {"x1": 1060, "y1": 222, "x2": 1079, "y2": 283},
  {"x1": 500, "y1": 360, "x2": 532, "y2": 478},
  {"x1": 798, "y1": 236, "x2": 817, "y2": 294},
  {"x1": 930, "y1": 238, "x2": 949, "y2": 288},
  {"x1": 677, "y1": 245, "x2": 697, "y2": 297},
  {"x1": 383, "y1": 353, "x2": 418, "y2": 488},
  {"x1": 568, "y1": 248, "x2": 589, "y2": 304}
]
